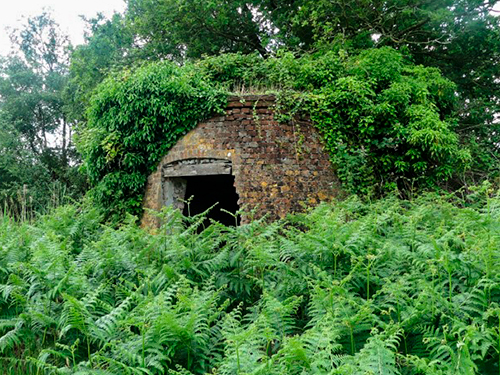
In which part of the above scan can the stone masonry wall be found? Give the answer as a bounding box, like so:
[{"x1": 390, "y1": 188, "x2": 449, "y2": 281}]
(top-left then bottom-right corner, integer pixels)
[{"x1": 141, "y1": 95, "x2": 339, "y2": 227}]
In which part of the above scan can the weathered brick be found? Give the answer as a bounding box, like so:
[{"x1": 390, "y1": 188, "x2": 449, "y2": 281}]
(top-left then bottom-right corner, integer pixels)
[{"x1": 141, "y1": 95, "x2": 340, "y2": 227}]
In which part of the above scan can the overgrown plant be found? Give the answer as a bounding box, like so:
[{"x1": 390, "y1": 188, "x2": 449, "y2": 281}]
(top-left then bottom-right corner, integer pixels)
[
  {"x1": 1, "y1": 192, "x2": 500, "y2": 373},
  {"x1": 199, "y1": 48, "x2": 471, "y2": 196},
  {"x1": 78, "y1": 62, "x2": 227, "y2": 219},
  {"x1": 82, "y1": 48, "x2": 470, "y2": 219}
]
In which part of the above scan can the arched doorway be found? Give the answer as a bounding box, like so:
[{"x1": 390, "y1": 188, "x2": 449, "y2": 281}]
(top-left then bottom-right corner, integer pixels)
[{"x1": 162, "y1": 158, "x2": 240, "y2": 226}]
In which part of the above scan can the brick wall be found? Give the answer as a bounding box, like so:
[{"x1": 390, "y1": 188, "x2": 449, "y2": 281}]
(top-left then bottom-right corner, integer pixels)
[{"x1": 141, "y1": 95, "x2": 339, "y2": 227}]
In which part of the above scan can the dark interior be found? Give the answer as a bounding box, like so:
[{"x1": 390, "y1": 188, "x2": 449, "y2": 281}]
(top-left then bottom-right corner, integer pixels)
[{"x1": 182, "y1": 175, "x2": 240, "y2": 227}]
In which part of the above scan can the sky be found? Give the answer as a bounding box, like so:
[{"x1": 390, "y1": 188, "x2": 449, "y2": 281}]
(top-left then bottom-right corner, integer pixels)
[{"x1": 0, "y1": 0, "x2": 126, "y2": 55}]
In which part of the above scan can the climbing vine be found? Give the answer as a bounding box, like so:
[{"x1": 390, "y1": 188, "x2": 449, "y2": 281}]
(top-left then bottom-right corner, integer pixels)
[
  {"x1": 78, "y1": 62, "x2": 227, "y2": 219},
  {"x1": 306, "y1": 48, "x2": 471, "y2": 196},
  {"x1": 81, "y1": 48, "x2": 470, "y2": 219},
  {"x1": 199, "y1": 48, "x2": 470, "y2": 196}
]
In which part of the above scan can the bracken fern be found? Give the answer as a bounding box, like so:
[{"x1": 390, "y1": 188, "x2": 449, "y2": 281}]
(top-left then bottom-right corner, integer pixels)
[{"x1": 1, "y1": 193, "x2": 500, "y2": 374}]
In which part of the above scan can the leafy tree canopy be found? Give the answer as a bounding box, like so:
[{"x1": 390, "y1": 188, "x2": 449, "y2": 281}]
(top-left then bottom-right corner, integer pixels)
[
  {"x1": 65, "y1": 13, "x2": 136, "y2": 122},
  {"x1": 0, "y1": 12, "x2": 84, "y2": 216}
]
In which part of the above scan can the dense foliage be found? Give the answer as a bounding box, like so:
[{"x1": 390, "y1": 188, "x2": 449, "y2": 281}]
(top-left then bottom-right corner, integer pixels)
[
  {"x1": 70, "y1": 0, "x2": 499, "y2": 180},
  {"x1": 304, "y1": 48, "x2": 470, "y2": 194},
  {"x1": 81, "y1": 47, "x2": 468, "y2": 217},
  {"x1": 203, "y1": 48, "x2": 470, "y2": 195},
  {"x1": 1, "y1": 192, "x2": 500, "y2": 374},
  {"x1": 78, "y1": 62, "x2": 227, "y2": 218},
  {"x1": 144, "y1": 0, "x2": 500, "y2": 167}
]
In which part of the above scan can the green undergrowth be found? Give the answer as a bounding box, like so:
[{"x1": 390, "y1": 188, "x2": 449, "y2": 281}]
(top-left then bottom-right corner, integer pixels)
[{"x1": 1, "y1": 190, "x2": 500, "y2": 374}]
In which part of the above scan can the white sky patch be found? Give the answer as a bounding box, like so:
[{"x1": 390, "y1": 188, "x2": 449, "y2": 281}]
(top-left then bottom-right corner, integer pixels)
[
  {"x1": 0, "y1": 0, "x2": 126, "y2": 55},
  {"x1": 492, "y1": 1, "x2": 500, "y2": 16}
]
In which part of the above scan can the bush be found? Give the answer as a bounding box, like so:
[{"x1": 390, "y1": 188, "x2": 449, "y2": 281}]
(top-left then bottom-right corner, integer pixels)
[{"x1": 78, "y1": 62, "x2": 227, "y2": 220}]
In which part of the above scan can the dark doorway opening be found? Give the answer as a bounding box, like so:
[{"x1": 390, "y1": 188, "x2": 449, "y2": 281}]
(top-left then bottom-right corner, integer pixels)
[{"x1": 182, "y1": 175, "x2": 240, "y2": 227}]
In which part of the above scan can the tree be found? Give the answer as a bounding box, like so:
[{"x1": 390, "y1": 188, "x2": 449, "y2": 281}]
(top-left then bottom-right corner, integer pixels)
[
  {"x1": 290, "y1": 0, "x2": 500, "y2": 183},
  {"x1": 125, "y1": 0, "x2": 274, "y2": 59},
  {"x1": 0, "y1": 12, "x2": 84, "y2": 215},
  {"x1": 66, "y1": 13, "x2": 136, "y2": 122},
  {"x1": 1, "y1": 12, "x2": 70, "y2": 160}
]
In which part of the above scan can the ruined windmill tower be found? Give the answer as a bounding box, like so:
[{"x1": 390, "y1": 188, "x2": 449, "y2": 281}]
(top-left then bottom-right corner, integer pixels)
[{"x1": 141, "y1": 95, "x2": 339, "y2": 227}]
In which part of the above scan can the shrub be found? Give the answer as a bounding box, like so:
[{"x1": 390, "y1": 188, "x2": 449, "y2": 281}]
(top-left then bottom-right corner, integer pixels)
[{"x1": 78, "y1": 62, "x2": 227, "y2": 220}]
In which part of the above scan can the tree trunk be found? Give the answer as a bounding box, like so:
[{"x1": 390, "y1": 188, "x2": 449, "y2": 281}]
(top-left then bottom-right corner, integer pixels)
[{"x1": 62, "y1": 118, "x2": 67, "y2": 165}]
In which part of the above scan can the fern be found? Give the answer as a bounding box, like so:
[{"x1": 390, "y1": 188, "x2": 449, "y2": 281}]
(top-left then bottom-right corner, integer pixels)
[
  {"x1": 1, "y1": 192, "x2": 500, "y2": 373},
  {"x1": 351, "y1": 330, "x2": 401, "y2": 375},
  {"x1": 0, "y1": 326, "x2": 22, "y2": 354}
]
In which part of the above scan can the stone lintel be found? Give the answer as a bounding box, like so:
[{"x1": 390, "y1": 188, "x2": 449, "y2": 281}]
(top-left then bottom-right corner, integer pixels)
[{"x1": 163, "y1": 159, "x2": 232, "y2": 177}]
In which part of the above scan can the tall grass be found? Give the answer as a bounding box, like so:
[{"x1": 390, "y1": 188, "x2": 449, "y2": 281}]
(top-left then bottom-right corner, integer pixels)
[
  {"x1": 0, "y1": 181, "x2": 73, "y2": 222},
  {"x1": 1, "y1": 192, "x2": 500, "y2": 374}
]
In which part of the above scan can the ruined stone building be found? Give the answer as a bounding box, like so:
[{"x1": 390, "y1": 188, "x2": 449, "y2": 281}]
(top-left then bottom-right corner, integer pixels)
[{"x1": 141, "y1": 95, "x2": 338, "y2": 227}]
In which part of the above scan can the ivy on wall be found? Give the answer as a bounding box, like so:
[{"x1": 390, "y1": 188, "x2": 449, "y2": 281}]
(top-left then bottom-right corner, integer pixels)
[
  {"x1": 305, "y1": 48, "x2": 471, "y2": 195},
  {"x1": 77, "y1": 62, "x2": 227, "y2": 219},
  {"x1": 80, "y1": 47, "x2": 470, "y2": 219},
  {"x1": 199, "y1": 48, "x2": 470, "y2": 196}
]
